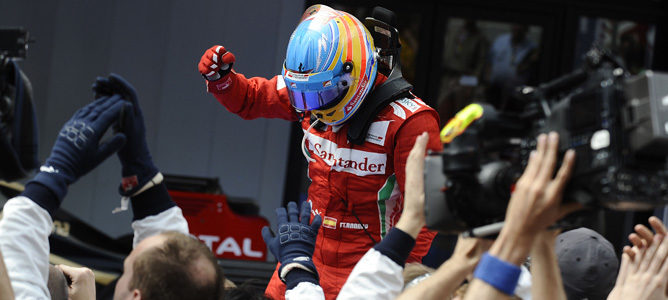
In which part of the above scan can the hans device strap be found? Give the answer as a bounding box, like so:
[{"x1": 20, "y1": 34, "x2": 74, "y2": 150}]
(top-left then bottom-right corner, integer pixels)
[{"x1": 347, "y1": 64, "x2": 413, "y2": 145}]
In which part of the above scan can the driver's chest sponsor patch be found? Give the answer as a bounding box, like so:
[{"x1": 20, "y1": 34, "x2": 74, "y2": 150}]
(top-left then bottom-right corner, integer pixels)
[
  {"x1": 305, "y1": 132, "x2": 387, "y2": 176},
  {"x1": 365, "y1": 121, "x2": 390, "y2": 146}
]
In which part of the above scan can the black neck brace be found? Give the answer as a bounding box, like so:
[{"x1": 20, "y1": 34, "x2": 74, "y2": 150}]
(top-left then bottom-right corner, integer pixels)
[{"x1": 347, "y1": 64, "x2": 413, "y2": 145}]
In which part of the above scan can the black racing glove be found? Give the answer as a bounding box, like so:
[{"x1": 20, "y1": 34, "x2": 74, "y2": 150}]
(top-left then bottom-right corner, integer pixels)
[
  {"x1": 25, "y1": 95, "x2": 129, "y2": 215},
  {"x1": 262, "y1": 201, "x2": 322, "y2": 289},
  {"x1": 92, "y1": 74, "x2": 158, "y2": 197}
]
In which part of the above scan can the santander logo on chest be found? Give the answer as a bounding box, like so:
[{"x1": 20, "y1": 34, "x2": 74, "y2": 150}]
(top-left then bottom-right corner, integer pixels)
[{"x1": 305, "y1": 129, "x2": 388, "y2": 176}]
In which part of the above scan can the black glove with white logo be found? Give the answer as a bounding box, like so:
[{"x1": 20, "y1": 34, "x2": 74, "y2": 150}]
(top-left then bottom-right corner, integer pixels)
[{"x1": 24, "y1": 95, "x2": 129, "y2": 215}]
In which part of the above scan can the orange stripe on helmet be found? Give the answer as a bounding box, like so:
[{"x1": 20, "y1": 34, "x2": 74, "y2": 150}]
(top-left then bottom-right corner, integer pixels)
[
  {"x1": 350, "y1": 14, "x2": 368, "y2": 81},
  {"x1": 339, "y1": 15, "x2": 354, "y2": 63}
]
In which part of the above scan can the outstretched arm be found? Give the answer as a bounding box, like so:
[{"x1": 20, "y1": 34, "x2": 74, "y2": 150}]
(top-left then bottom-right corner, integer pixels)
[
  {"x1": 464, "y1": 132, "x2": 579, "y2": 300},
  {"x1": 530, "y1": 230, "x2": 566, "y2": 300},
  {"x1": 392, "y1": 110, "x2": 442, "y2": 263},
  {"x1": 0, "y1": 94, "x2": 129, "y2": 298},
  {"x1": 338, "y1": 132, "x2": 439, "y2": 300},
  {"x1": 198, "y1": 45, "x2": 299, "y2": 121},
  {"x1": 397, "y1": 236, "x2": 492, "y2": 300},
  {"x1": 93, "y1": 74, "x2": 189, "y2": 246}
]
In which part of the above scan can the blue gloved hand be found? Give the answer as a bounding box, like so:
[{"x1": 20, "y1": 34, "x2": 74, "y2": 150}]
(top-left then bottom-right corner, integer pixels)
[
  {"x1": 28, "y1": 95, "x2": 129, "y2": 213},
  {"x1": 92, "y1": 74, "x2": 158, "y2": 196},
  {"x1": 262, "y1": 201, "x2": 322, "y2": 283}
]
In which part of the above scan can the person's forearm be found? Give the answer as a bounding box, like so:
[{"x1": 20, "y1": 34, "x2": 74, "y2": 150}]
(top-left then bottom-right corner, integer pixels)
[
  {"x1": 530, "y1": 235, "x2": 566, "y2": 300},
  {"x1": 488, "y1": 229, "x2": 533, "y2": 265},
  {"x1": 395, "y1": 211, "x2": 423, "y2": 239},
  {"x1": 463, "y1": 230, "x2": 532, "y2": 300},
  {"x1": 209, "y1": 74, "x2": 298, "y2": 121},
  {"x1": 397, "y1": 258, "x2": 473, "y2": 300}
]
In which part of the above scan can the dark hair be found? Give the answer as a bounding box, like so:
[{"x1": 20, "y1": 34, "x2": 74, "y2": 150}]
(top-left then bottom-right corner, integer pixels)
[
  {"x1": 129, "y1": 231, "x2": 224, "y2": 300},
  {"x1": 224, "y1": 280, "x2": 268, "y2": 300}
]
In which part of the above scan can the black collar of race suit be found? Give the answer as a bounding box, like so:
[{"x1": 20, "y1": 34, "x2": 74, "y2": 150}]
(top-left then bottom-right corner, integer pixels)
[{"x1": 346, "y1": 64, "x2": 413, "y2": 145}]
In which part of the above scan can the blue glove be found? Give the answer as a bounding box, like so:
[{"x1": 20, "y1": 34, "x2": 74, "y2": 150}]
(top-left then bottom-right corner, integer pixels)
[
  {"x1": 262, "y1": 201, "x2": 322, "y2": 284},
  {"x1": 27, "y1": 95, "x2": 129, "y2": 214},
  {"x1": 92, "y1": 74, "x2": 158, "y2": 196}
]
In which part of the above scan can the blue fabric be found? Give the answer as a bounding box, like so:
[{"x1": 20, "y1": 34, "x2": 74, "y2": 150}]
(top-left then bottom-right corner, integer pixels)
[
  {"x1": 92, "y1": 74, "x2": 158, "y2": 196},
  {"x1": 22, "y1": 181, "x2": 59, "y2": 215},
  {"x1": 473, "y1": 252, "x2": 522, "y2": 295},
  {"x1": 373, "y1": 227, "x2": 416, "y2": 267},
  {"x1": 284, "y1": 269, "x2": 319, "y2": 291},
  {"x1": 27, "y1": 95, "x2": 129, "y2": 215},
  {"x1": 262, "y1": 201, "x2": 322, "y2": 282},
  {"x1": 130, "y1": 182, "x2": 175, "y2": 221}
]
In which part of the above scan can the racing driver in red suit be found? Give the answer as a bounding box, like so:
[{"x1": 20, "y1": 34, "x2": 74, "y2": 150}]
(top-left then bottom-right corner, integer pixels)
[{"x1": 198, "y1": 5, "x2": 441, "y2": 299}]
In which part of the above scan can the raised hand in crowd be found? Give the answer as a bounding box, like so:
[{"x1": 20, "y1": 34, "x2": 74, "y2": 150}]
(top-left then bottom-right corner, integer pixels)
[
  {"x1": 464, "y1": 132, "x2": 579, "y2": 300},
  {"x1": 261, "y1": 201, "x2": 322, "y2": 297},
  {"x1": 397, "y1": 132, "x2": 493, "y2": 300},
  {"x1": 55, "y1": 264, "x2": 96, "y2": 300},
  {"x1": 608, "y1": 232, "x2": 668, "y2": 300},
  {"x1": 0, "y1": 93, "x2": 130, "y2": 299},
  {"x1": 608, "y1": 216, "x2": 668, "y2": 300},
  {"x1": 394, "y1": 132, "x2": 430, "y2": 238},
  {"x1": 626, "y1": 216, "x2": 668, "y2": 258},
  {"x1": 93, "y1": 74, "x2": 159, "y2": 199},
  {"x1": 26, "y1": 94, "x2": 130, "y2": 215}
]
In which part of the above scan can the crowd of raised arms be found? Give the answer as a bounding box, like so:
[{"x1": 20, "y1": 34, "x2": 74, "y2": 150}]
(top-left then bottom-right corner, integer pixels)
[{"x1": 1, "y1": 4, "x2": 667, "y2": 300}]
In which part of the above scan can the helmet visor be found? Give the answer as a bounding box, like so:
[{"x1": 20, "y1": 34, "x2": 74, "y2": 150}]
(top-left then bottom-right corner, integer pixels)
[{"x1": 287, "y1": 84, "x2": 348, "y2": 111}]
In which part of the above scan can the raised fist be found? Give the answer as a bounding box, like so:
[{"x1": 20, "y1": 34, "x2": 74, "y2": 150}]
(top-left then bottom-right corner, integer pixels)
[{"x1": 198, "y1": 45, "x2": 235, "y2": 81}]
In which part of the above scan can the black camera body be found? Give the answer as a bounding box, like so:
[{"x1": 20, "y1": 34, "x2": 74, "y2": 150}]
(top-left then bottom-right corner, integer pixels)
[{"x1": 425, "y1": 50, "x2": 668, "y2": 234}]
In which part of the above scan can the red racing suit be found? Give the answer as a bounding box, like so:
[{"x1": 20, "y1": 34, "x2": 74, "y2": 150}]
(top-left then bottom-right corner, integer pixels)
[{"x1": 205, "y1": 72, "x2": 441, "y2": 300}]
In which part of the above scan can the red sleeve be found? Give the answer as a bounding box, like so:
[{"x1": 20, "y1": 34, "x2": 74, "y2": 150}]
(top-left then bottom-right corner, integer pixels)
[
  {"x1": 206, "y1": 73, "x2": 299, "y2": 121},
  {"x1": 392, "y1": 109, "x2": 442, "y2": 263}
]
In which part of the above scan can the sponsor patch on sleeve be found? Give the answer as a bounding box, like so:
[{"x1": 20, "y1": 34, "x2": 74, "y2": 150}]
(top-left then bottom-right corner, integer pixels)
[
  {"x1": 413, "y1": 98, "x2": 427, "y2": 106},
  {"x1": 396, "y1": 98, "x2": 421, "y2": 113},
  {"x1": 366, "y1": 121, "x2": 390, "y2": 146},
  {"x1": 389, "y1": 102, "x2": 406, "y2": 120}
]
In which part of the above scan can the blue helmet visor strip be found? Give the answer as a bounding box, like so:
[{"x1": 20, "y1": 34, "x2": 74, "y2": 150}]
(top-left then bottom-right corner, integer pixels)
[
  {"x1": 284, "y1": 66, "x2": 351, "y2": 111},
  {"x1": 287, "y1": 85, "x2": 348, "y2": 111}
]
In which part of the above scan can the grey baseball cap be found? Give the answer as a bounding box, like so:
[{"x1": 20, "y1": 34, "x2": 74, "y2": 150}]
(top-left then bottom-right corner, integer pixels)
[{"x1": 555, "y1": 228, "x2": 619, "y2": 300}]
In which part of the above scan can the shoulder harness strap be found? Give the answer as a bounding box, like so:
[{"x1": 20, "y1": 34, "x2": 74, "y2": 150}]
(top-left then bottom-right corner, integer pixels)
[{"x1": 347, "y1": 66, "x2": 413, "y2": 145}]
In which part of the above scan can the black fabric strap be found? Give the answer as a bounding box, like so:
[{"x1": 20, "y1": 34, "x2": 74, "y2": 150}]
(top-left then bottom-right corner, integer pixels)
[
  {"x1": 373, "y1": 227, "x2": 416, "y2": 267},
  {"x1": 347, "y1": 65, "x2": 413, "y2": 145},
  {"x1": 22, "y1": 181, "x2": 60, "y2": 216},
  {"x1": 284, "y1": 269, "x2": 319, "y2": 291},
  {"x1": 130, "y1": 182, "x2": 176, "y2": 221}
]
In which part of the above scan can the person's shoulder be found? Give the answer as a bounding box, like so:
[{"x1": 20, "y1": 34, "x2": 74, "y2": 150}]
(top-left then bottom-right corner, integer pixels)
[{"x1": 381, "y1": 97, "x2": 435, "y2": 120}]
